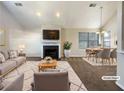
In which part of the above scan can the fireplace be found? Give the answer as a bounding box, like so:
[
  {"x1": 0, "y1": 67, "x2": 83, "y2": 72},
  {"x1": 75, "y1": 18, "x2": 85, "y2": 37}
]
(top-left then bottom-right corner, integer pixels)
[{"x1": 43, "y1": 46, "x2": 59, "y2": 59}]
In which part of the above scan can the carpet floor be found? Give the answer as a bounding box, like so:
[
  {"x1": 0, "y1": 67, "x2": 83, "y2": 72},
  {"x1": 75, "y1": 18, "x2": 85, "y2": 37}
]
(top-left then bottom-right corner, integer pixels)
[
  {"x1": 63, "y1": 57, "x2": 122, "y2": 91},
  {"x1": 2, "y1": 61, "x2": 87, "y2": 91}
]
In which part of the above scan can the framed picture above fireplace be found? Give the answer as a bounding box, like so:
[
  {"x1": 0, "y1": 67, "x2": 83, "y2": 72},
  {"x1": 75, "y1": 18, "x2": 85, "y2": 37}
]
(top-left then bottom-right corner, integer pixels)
[{"x1": 43, "y1": 29, "x2": 60, "y2": 40}]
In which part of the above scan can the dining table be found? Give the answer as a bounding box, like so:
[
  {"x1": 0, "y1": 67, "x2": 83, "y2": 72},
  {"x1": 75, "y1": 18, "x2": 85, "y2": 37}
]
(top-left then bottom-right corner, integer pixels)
[
  {"x1": 85, "y1": 47, "x2": 113, "y2": 58},
  {"x1": 86, "y1": 48, "x2": 103, "y2": 53}
]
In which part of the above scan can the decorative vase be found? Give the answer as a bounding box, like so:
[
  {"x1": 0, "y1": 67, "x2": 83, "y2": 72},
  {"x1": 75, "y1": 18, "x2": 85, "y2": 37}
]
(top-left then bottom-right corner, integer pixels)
[
  {"x1": 44, "y1": 56, "x2": 52, "y2": 63},
  {"x1": 64, "y1": 50, "x2": 70, "y2": 58}
]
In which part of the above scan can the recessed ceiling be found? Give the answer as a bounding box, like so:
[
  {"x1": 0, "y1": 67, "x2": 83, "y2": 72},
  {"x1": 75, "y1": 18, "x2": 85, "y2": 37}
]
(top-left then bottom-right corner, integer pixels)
[{"x1": 2, "y1": 1, "x2": 117, "y2": 29}]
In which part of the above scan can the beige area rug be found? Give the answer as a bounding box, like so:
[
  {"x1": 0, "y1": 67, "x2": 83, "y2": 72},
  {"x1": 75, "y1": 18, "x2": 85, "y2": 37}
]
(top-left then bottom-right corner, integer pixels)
[
  {"x1": 83, "y1": 58, "x2": 117, "y2": 66},
  {"x1": 2, "y1": 61, "x2": 87, "y2": 91}
]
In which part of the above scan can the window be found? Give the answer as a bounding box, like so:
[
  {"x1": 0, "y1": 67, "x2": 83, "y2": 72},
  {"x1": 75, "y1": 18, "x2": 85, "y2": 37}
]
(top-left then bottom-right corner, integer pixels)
[
  {"x1": 103, "y1": 31, "x2": 111, "y2": 48},
  {"x1": 79, "y1": 32, "x2": 99, "y2": 49}
]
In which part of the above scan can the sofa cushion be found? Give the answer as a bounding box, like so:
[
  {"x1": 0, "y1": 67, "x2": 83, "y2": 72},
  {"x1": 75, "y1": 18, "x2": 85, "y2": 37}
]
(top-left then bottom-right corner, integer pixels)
[
  {"x1": 0, "y1": 52, "x2": 5, "y2": 63},
  {"x1": 8, "y1": 50, "x2": 18, "y2": 59},
  {"x1": 1, "y1": 50, "x2": 9, "y2": 60},
  {"x1": 2, "y1": 73, "x2": 24, "y2": 91},
  {"x1": 4, "y1": 51, "x2": 9, "y2": 60},
  {"x1": 0, "y1": 76, "x2": 4, "y2": 90},
  {"x1": 11, "y1": 57, "x2": 26, "y2": 66},
  {"x1": 0, "y1": 61, "x2": 17, "y2": 75}
]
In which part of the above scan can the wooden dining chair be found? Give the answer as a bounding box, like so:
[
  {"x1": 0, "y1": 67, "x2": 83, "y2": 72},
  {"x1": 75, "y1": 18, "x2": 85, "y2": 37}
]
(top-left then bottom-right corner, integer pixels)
[{"x1": 85, "y1": 49, "x2": 95, "y2": 60}]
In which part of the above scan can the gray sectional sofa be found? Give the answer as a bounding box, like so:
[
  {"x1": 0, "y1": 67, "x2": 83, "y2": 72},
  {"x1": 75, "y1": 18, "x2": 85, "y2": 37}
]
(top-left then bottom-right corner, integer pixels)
[{"x1": 0, "y1": 51, "x2": 26, "y2": 76}]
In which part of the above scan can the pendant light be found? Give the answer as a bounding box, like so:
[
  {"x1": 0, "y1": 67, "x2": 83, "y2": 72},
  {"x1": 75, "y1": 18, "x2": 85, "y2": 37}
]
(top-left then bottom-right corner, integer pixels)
[
  {"x1": 99, "y1": 6, "x2": 104, "y2": 47},
  {"x1": 96, "y1": 6, "x2": 104, "y2": 34},
  {"x1": 100, "y1": 7, "x2": 103, "y2": 31}
]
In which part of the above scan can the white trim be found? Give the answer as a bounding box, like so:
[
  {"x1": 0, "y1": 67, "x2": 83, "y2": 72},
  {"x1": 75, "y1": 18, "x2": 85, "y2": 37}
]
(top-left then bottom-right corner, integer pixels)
[
  {"x1": 116, "y1": 81, "x2": 124, "y2": 90},
  {"x1": 41, "y1": 27, "x2": 61, "y2": 58},
  {"x1": 117, "y1": 51, "x2": 124, "y2": 54}
]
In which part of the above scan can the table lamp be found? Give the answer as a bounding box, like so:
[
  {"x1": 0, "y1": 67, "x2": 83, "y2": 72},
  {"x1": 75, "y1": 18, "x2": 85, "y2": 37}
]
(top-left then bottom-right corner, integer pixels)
[{"x1": 18, "y1": 44, "x2": 25, "y2": 53}]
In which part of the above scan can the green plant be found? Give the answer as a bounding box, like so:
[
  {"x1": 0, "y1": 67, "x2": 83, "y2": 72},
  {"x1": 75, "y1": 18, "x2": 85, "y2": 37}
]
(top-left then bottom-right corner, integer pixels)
[{"x1": 63, "y1": 41, "x2": 72, "y2": 50}]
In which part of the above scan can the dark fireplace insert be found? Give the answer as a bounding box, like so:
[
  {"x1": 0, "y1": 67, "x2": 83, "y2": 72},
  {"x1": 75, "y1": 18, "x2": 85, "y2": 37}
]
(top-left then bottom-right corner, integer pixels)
[{"x1": 43, "y1": 46, "x2": 59, "y2": 59}]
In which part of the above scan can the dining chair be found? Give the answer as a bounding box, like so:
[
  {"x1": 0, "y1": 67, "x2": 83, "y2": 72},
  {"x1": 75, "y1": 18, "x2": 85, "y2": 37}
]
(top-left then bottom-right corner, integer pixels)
[
  {"x1": 85, "y1": 49, "x2": 96, "y2": 60},
  {"x1": 110, "y1": 48, "x2": 117, "y2": 63},
  {"x1": 96, "y1": 48, "x2": 111, "y2": 64}
]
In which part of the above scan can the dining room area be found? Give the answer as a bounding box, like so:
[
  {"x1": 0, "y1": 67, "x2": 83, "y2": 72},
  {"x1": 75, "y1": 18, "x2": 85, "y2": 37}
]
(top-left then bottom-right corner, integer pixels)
[
  {"x1": 83, "y1": 47, "x2": 117, "y2": 66},
  {"x1": 82, "y1": 29, "x2": 117, "y2": 66}
]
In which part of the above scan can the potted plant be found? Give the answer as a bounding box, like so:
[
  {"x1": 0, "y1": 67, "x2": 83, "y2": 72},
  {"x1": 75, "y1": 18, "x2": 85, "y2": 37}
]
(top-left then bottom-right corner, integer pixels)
[{"x1": 63, "y1": 41, "x2": 72, "y2": 58}]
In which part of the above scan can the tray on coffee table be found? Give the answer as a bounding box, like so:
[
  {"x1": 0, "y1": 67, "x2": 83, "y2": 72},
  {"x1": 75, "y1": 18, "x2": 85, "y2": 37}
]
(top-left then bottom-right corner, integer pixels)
[{"x1": 38, "y1": 60, "x2": 57, "y2": 71}]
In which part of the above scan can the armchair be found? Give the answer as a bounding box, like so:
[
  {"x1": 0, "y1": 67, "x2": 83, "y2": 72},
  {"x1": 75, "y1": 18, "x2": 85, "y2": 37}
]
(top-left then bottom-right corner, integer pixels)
[{"x1": 31, "y1": 71, "x2": 70, "y2": 91}]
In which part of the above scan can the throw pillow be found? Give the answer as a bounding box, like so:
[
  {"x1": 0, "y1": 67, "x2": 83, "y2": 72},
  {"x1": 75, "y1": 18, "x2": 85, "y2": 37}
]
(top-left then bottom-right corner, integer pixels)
[
  {"x1": 0, "y1": 52, "x2": 5, "y2": 63},
  {"x1": 9, "y1": 50, "x2": 18, "y2": 59}
]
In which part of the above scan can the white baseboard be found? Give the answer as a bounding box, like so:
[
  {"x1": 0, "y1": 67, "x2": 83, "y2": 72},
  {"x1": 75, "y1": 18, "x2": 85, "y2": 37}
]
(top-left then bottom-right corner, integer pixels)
[{"x1": 116, "y1": 81, "x2": 124, "y2": 90}]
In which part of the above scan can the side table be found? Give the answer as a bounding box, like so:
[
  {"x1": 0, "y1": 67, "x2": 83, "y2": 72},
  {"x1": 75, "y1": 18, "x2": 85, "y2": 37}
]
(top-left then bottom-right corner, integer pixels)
[{"x1": 19, "y1": 53, "x2": 26, "y2": 57}]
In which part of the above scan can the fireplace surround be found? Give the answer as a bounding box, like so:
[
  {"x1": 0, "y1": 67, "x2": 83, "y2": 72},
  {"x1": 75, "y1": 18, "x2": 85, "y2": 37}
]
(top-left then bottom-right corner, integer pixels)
[{"x1": 41, "y1": 28, "x2": 61, "y2": 59}]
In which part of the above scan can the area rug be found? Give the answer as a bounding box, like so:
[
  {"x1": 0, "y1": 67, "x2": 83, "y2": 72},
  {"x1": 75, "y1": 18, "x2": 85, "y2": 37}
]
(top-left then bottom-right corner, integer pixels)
[
  {"x1": 2, "y1": 61, "x2": 87, "y2": 91},
  {"x1": 83, "y1": 58, "x2": 117, "y2": 66}
]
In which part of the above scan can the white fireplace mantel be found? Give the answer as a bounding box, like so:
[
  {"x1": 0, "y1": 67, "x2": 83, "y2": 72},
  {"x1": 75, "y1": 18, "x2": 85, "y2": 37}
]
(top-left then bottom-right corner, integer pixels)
[{"x1": 41, "y1": 28, "x2": 61, "y2": 58}]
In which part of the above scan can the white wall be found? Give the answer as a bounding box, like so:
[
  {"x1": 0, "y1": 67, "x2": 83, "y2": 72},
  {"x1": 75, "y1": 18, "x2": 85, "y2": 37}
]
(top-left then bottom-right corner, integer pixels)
[
  {"x1": 102, "y1": 2, "x2": 124, "y2": 90},
  {"x1": 9, "y1": 29, "x2": 42, "y2": 57},
  {"x1": 0, "y1": 3, "x2": 23, "y2": 52},
  {"x1": 103, "y1": 13, "x2": 117, "y2": 48},
  {"x1": 116, "y1": 2, "x2": 124, "y2": 90},
  {"x1": 61, "y1": 28, "x2": 99, "y2": 57},
  {"x1": 0, "y1": 3, "x2": 42, "y2": 57}
]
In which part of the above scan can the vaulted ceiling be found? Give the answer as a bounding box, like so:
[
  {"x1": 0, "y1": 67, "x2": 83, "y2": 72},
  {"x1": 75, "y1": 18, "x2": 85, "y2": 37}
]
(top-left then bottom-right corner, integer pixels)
[{"x1": 2, "y1": 1, "x2": 117, "y2": 29}]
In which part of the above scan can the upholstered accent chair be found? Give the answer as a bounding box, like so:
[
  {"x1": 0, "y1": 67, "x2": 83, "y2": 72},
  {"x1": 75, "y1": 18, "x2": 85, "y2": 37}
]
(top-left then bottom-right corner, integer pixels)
[
  {"x1": 96, "y1": 48, "x2": 111, "y2": 64},
  {"x1": 31, "y1": 71, "x2": 70, "y2": 91},
  {"x1": 2, "y1": 74, "x2": 24, "y2": 91}
]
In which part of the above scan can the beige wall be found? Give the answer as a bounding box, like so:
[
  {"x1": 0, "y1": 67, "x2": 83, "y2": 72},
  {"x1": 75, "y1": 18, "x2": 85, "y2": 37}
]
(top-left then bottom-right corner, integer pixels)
[{"x1": 61, "y1": 28, "x2": 99, "y2": 57}]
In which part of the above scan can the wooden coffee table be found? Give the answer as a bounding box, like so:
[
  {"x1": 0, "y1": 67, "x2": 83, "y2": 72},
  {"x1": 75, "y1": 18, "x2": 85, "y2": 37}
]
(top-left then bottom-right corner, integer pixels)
[{"x1": 38, "y1": 60, "x2": 57, "y2": 71}]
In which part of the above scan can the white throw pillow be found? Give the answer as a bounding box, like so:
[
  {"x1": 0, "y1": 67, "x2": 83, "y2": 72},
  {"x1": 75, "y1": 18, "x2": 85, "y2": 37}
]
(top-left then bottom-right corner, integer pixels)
[
  {"x1": 9, "y1": 50, "x2": 18, "y2": 59},
  {"x1": 0, "y1": 53, "x2": 5, "y2": 63}
]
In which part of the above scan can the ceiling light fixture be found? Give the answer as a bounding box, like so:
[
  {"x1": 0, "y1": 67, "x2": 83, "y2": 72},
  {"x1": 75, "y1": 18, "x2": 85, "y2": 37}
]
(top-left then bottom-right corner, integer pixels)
[
  {"x1": 100, "y1": 7, "x2": 103, "y2": 30},
  {"x1": 97, "y1": 6, "x2": 106, "y2": 47},
  {"x1": 96, "y1": 31, "x2": 100, "y2": 34},
  {"x1": 56, "y1": 12, "x2": 60, "y2": 18},
  {"x1": 36, "y1": 12, "x2": 41, "y2": 17},
  {"x1": 100, "y1": 7, "x2": 106, "y2": 33},
  {"x1": 96, "y1": 7, "x2": 104, "y2": 34}
]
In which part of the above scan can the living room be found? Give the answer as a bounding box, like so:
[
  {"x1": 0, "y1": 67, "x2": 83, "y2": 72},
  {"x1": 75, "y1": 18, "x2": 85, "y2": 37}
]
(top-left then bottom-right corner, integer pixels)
[{"x1": 0, "y1": 1, "x2": 124, "y2": 92}]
